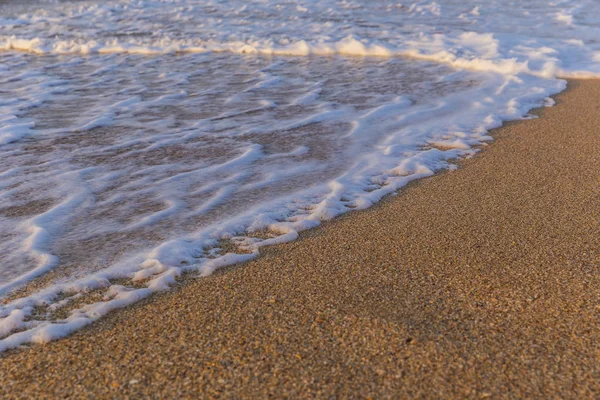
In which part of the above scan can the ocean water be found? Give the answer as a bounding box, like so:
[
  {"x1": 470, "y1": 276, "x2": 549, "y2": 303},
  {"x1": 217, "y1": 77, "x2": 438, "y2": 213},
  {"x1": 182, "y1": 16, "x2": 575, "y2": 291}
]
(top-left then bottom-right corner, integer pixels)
[{"x1": 0, "y1": 0, "x2": 599, "y2": 350}]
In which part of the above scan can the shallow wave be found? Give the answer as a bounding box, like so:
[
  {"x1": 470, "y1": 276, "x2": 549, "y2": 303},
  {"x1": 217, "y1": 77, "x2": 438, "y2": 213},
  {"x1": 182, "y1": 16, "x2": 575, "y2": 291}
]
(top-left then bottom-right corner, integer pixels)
[
  {"x1": 1, "y1": 0, "x2": 599, "y2": 77},
  {"x1": 0, "y1": 0, "x2": 597, "y2": 350}
]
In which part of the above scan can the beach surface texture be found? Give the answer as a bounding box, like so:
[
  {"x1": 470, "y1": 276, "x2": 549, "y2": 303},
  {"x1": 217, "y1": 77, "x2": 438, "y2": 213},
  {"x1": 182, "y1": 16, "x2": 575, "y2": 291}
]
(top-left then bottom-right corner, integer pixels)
[
  {"x1": 2, "y1": 0, "x2": 599, "y2": 350},
  {"x1": 1, "y1": 79, "x2": 599, "y2": 398}
]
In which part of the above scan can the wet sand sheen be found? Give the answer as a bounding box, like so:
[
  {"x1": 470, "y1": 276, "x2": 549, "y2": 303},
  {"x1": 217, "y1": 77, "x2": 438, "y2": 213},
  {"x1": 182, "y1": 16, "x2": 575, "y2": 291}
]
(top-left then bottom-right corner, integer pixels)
[{"x1": 1, "y1": 79, "x2": 600, "y2": 398}]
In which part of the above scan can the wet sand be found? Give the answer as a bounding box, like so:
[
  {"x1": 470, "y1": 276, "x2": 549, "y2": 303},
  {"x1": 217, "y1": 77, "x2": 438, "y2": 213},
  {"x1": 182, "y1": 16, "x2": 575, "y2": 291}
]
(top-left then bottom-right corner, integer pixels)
[{"x1": 1, "y1": 79, "x2": 600, "y2": 398}]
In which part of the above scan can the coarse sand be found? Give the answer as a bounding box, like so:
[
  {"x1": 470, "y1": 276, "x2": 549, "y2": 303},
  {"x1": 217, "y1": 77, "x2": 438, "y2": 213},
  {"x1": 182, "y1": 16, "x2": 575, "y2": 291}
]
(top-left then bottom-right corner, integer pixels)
[{"x1": 1, "y1": 79, "x2": 600, "y2": 399}]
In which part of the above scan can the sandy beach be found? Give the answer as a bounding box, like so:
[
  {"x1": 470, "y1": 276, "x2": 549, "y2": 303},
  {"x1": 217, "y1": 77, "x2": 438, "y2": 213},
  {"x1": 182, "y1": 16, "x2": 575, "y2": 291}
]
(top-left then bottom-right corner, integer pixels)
[{"x1": 1, "y1": 79, "x2": 599, "y2": 398}]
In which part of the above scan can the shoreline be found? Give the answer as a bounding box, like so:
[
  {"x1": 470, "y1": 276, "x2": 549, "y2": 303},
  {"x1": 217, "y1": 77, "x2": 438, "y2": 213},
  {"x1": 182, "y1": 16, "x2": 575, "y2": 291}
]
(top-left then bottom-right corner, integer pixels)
[{"x1": 2, "y1": 79, "x2": 600, "y2": 398}]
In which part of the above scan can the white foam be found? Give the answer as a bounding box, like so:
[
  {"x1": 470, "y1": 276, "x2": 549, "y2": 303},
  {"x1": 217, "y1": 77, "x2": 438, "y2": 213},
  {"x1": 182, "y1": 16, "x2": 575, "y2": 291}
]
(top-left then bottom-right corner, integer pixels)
[{"x1": 0, "y1": 116, "x2": 35, "y2": 145}]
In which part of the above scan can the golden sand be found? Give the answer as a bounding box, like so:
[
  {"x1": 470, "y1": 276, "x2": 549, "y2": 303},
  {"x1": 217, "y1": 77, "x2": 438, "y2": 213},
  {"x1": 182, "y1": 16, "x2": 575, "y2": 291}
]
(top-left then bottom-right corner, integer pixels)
[{"x1": 1, "y1": 80, "x2": 600, "y2": 398}]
